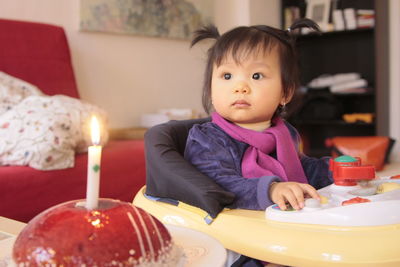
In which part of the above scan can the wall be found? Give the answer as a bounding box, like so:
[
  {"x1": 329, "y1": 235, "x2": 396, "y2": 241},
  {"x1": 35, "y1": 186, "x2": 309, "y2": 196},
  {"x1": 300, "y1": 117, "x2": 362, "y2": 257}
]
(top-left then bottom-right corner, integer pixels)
[
  {"x1": 0, "y1": 0, "x2": 280, "y2": 128},
  {"x1": 389, "y1": 0, "x2": 400, "y2": 162},
  {"x1": 250, "y1": 0, "x2": 280, "y2": 27},
  {"x1": 214, "y1": 0, "x2": 280, "y2": 33}
]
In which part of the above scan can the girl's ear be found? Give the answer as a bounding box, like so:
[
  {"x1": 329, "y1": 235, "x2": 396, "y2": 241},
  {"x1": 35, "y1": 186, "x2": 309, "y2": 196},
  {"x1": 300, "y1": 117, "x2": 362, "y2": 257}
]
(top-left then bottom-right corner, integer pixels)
[{"x1": 281, "y1": 89, "x2": 295, "y2": 105}]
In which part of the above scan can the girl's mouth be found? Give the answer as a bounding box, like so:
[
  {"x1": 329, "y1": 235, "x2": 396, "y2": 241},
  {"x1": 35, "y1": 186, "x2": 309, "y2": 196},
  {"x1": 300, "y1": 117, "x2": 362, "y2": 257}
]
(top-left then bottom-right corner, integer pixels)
[{"x1": 232, "y1": 100, "x2": 250, "y2": 108}]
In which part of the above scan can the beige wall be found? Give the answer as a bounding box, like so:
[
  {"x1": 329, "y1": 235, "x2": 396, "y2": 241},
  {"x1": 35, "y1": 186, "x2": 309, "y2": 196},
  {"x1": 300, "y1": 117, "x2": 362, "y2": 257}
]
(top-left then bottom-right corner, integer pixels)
[
  {"x1": 250, "y1": 0, "x2": 280, "y2": 28},
  {"x1": 214, "y1": 0, "x2": 280, "y2": 33},
  {"x1": 0, "y1": 0, "x2": 280, "y2": 128},
  {"x1": 389, "y1": 0, "x2": 400, "y2": 162}
]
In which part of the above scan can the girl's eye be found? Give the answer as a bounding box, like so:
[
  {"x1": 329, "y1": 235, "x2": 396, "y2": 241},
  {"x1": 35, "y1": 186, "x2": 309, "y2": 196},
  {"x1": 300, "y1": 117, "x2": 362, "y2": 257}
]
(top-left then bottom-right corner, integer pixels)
[
  {"x1": 252, "y1": 73, "x2": 263, "y2": 80},
  {"x1": 223, "y1": 73, "x2": 232, "y2": 80}
]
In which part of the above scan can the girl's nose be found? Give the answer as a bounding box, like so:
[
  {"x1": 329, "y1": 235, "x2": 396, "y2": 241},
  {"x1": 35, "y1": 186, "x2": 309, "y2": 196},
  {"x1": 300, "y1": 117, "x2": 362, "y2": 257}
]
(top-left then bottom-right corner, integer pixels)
[{"x1": 233, "y1": 83, "x2": 251, "y2": 94}]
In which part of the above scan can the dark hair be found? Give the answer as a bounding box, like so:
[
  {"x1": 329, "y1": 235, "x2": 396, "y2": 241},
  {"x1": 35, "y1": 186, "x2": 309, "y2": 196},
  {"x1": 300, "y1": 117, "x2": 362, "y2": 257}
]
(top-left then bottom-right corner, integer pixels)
[{"x1": 191, "y1": 19, "x2": 320, "y2": 115}]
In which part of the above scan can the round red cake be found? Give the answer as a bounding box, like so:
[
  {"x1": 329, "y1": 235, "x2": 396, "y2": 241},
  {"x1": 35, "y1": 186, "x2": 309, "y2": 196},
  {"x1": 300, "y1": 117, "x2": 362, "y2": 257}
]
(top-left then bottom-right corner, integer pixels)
[{"x1": 13, "y1": 199, "x2": 182, "y2": 266}]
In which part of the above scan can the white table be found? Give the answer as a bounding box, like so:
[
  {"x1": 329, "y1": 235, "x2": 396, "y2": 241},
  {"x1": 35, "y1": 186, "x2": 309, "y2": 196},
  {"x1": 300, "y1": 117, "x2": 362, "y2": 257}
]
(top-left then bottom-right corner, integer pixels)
[
  {"x1": 0, "y1": 217, "x2": 25, "y2": 264},
  {"x1": 167, "y1": 224, "x2": 227, "y2": 267},
  {"x1": 0, "y1": 217, "x2": 25, "y2": 236}
]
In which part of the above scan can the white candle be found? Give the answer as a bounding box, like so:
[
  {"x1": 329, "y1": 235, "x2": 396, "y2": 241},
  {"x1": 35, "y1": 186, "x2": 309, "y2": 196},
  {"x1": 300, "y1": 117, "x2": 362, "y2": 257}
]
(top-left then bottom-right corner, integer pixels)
[{"x1": 86, "y1": 116, "x2": 102, "y2": 210}]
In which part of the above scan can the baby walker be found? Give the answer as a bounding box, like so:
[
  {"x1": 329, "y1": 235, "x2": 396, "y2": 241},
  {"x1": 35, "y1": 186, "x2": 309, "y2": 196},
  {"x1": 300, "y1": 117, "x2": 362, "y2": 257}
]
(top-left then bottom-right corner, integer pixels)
[{"x1": 133, "y1": 156, "x2": 400, "y2": 266}]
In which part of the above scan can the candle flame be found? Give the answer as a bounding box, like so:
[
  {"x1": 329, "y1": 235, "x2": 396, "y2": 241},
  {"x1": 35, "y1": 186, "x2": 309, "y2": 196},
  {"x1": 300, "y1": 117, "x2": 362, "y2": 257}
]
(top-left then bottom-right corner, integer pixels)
[{"x1": 91, "y1": 116, "x2": 100, "y2": 145}]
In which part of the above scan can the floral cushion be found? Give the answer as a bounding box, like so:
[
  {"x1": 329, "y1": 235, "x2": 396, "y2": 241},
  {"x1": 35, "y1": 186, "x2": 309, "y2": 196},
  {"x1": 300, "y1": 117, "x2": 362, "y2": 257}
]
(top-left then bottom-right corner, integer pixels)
[{"x1": 0, "y1": 72, "x2": 108, "y2": 170}]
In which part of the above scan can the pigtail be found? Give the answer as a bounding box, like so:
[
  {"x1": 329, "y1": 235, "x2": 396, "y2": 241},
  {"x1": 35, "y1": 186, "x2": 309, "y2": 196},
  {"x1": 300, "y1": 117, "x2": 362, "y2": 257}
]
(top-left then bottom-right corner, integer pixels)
[
  {"x1": 288, "y1": 18, "x2": 321, "y2": 34},
  {"x1": 191, "y1": 25, "x2": 220, "y2": 114},
  {"x1": 191, "y1": 25, "x2": 220, "y2": 47}
]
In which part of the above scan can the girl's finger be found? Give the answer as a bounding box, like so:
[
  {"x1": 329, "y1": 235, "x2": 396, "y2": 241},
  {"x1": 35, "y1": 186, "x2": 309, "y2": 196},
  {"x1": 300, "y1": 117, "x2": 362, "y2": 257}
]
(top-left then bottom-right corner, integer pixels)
[
  {"x1": 284, "y1": 192, "x2": 300, "y2": 210},
  {"x1": 301, "y1": 184, "x2": 320, "y2": 200},
  {"x1": 276, "y1": 197, "x2": 287, "y2": 211},
  {"x1": 290, "y1": 186, "x2": 306, "y2": 208}
]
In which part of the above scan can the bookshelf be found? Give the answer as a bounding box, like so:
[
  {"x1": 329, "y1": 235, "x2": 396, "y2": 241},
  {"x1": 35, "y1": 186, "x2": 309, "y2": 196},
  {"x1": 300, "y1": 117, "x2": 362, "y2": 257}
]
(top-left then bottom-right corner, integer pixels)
[{"x1": 281, "y1": 0, "x2": 379, "y2": 157}]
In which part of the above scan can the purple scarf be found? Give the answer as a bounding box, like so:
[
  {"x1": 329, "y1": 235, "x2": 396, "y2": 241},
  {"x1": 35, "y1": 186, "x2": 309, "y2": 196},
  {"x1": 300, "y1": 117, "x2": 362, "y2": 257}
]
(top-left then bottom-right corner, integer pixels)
[{"x1": 212, "y1": 112, "x2": 307, "y2": 183}]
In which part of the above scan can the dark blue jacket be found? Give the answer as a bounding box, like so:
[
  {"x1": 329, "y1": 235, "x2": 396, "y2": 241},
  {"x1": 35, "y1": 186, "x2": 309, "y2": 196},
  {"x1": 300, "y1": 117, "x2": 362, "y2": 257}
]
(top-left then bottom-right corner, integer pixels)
[{"x1": 184, "y1": 121, "x2": 333, "y2": 210}]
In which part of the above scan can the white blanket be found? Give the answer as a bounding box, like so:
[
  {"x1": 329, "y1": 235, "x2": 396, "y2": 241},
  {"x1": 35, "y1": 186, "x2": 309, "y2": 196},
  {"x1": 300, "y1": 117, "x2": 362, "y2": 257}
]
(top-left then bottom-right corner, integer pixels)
[
  {"x1": 0, "y1": 71, "x2": 43, "y2": 115},
  {"x1": 0, "y1": 71, "x2": 108, "y2": 170}
]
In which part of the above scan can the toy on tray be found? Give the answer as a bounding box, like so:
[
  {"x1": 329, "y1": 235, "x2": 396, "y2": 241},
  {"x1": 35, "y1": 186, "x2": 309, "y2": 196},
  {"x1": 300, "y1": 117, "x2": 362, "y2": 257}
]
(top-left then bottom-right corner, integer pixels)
[{"x1": 266, "y1": 155, "x2": 400, "y2": 226}]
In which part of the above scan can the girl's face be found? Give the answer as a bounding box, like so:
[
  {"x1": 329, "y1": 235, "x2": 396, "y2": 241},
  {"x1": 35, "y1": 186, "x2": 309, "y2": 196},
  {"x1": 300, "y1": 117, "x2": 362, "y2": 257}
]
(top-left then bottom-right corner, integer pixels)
[{"x1": 211, "y1": 46, "x2": 287, "y2": 131}]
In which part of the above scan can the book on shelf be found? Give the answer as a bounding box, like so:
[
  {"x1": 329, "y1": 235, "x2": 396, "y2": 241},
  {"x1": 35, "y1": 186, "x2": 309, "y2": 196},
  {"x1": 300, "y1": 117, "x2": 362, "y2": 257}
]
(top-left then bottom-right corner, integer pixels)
[
  {"x1": 344, "y1": 8, "x2": 357, "y2": 30},
  {"x1": 332, "y1": 9, "x2": 345, "y2": 31},
  {"x1": 357, "y1": 9, "x2": 375, "y2": 28}
]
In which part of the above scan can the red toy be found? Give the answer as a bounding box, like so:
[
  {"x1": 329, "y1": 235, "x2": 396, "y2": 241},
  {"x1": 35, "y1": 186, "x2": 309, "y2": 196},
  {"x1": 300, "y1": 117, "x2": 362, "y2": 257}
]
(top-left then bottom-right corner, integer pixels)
[{"x1": 329, "y1": 155, "x2": 375, "y2": 186}]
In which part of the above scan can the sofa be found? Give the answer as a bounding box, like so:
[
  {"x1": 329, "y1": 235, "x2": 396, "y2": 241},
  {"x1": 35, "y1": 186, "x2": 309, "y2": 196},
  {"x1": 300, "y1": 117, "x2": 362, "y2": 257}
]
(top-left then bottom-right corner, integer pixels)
[{"x1": 0, "y1": 18, "x2": 146, "y2": 223}]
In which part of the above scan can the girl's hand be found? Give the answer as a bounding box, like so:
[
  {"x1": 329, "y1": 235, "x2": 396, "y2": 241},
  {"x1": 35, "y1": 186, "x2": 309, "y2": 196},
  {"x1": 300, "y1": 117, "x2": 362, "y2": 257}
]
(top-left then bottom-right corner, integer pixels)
[{"x1": 269, "y1": 182, "x2": 320, "y2": 210}]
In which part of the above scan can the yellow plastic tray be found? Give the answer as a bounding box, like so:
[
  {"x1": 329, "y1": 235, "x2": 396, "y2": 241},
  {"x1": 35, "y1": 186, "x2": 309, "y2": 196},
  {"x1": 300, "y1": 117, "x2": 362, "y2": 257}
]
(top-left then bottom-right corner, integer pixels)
[{"x1": 134, "y1": 186, "x2": 400, "y2": 267}]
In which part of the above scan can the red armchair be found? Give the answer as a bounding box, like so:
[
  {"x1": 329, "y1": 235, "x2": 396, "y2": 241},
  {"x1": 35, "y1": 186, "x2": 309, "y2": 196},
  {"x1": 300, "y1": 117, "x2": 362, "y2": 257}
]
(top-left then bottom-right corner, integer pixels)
[{"x1": 0, "y1": 19, "x2": 146, "y2": 222}]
